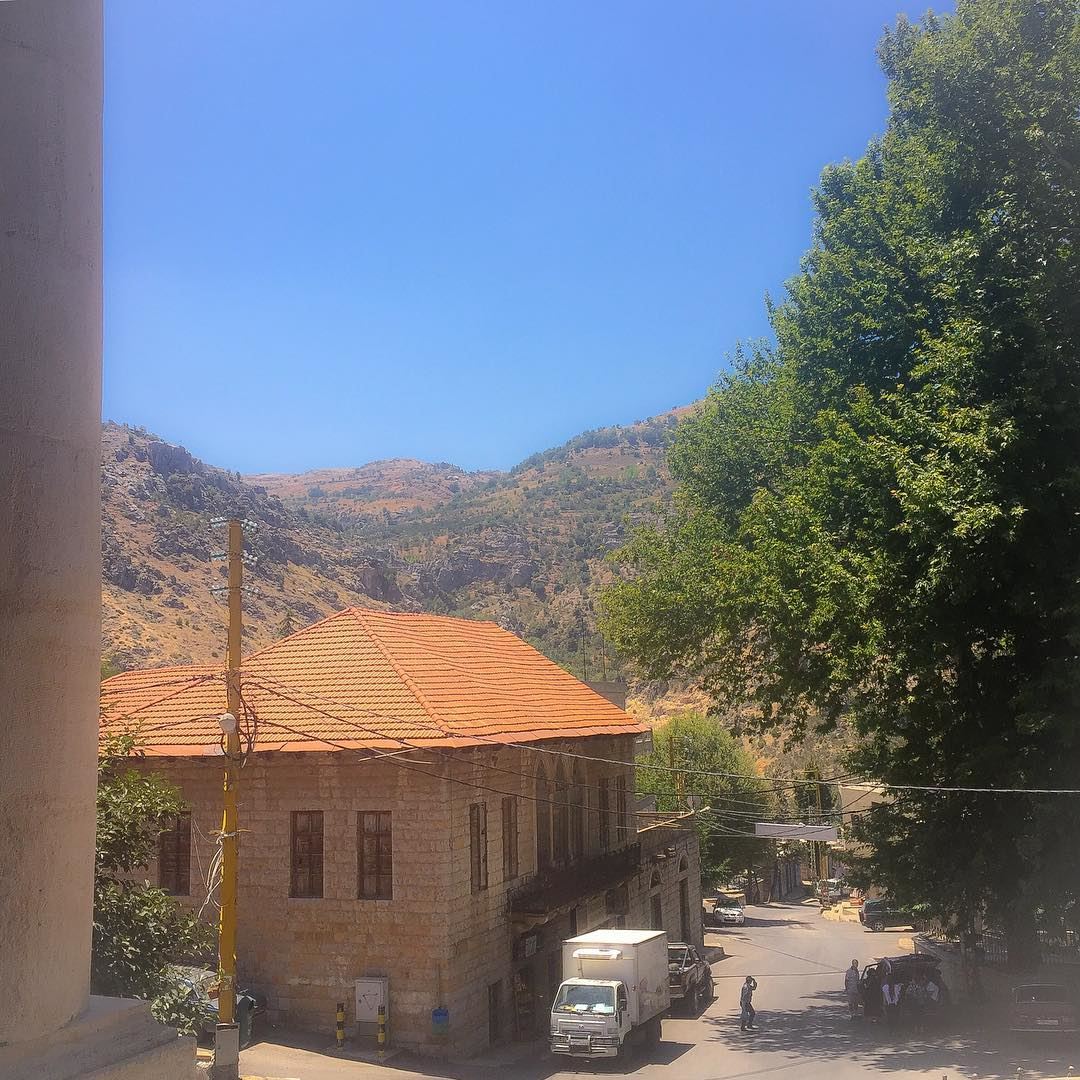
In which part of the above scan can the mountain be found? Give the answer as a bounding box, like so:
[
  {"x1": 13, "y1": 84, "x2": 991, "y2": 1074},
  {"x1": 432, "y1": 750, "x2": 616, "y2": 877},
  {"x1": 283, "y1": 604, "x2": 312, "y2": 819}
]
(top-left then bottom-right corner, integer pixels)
[{"x1": 100, "y1": 409, "x2": 687, "y2": 677}]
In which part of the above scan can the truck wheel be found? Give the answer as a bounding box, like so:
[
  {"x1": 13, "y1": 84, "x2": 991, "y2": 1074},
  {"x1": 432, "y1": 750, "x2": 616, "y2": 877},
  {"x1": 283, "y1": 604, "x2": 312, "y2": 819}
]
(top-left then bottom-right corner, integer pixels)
[
  {"x1": 648, "y1": 1017, "x2": 662, "y2": 1047},
  {"x1": 871, "y1": 920, "x2": 885, "y2": 932},
  {"x1": 686, "y1": 985, "x2": 699, "y2": 1014}
]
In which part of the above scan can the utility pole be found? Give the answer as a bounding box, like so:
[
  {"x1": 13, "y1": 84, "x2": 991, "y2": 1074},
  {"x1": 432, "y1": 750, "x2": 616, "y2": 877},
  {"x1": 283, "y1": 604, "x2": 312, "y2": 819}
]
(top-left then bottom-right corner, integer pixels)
[
  {"x1": 814, "y1": 777, "x2": 826, "y2": 883},
  {"x1": 580, "y1": 614, "x2": 588, "y2": 683},
  {"x1": 215, "y1": 519, "x2": 244, "y2": 1080}
]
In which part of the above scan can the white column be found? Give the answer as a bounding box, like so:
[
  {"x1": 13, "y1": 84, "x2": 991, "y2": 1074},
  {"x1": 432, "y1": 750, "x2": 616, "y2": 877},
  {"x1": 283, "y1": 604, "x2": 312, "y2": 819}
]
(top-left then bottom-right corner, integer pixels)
[{"x1": 0, "y1": 0, "x2": 103, "y2": 1044}]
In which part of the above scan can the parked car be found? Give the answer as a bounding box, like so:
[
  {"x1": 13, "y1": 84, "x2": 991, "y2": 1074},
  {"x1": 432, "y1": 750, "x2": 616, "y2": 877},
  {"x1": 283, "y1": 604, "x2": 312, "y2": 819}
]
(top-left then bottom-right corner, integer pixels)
[
  {"x1": 667, "y1": 943, "x2": 714, "y2": 1013},
  {"x1": 817, "y1": 879, "x2": 845, "y2": 904},
  {"x1": 1009, "y1": 983, "x2": 1078, "y2": 1034},
  {"x1": 858, "y1": 955, "x2": 948, "y2": 1019},
  {"x1": 710, "y1": 898, "x2": 746, "y2": 927},
  {"x1": 165, "y1": 965, "x2": 267, "y2": 1049},
  {"x1": 859, "y1": 898, "x2": 913, "y2": 932}
]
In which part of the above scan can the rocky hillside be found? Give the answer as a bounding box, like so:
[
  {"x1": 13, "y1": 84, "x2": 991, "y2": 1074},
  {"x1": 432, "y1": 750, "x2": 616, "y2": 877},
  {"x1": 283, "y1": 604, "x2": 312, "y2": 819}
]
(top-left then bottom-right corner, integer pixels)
[{"x1": 101, "y1": 410, "x2": 685, "y2": 676}]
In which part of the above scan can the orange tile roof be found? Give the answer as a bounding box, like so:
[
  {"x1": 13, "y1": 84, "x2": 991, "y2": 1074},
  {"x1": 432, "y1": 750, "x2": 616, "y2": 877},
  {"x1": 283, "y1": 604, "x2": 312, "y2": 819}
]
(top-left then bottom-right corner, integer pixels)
[{"x1": 100, "y1": 608, "x2": 644, "y2": 755}]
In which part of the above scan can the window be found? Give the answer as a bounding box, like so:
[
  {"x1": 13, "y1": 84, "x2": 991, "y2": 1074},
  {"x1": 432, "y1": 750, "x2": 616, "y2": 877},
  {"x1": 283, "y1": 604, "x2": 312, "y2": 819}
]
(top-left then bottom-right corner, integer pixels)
[
  {"x1": 535, "y1": 773, "x2": 551, "y2": 871},
  {"x1": 570, "y1": 765, "x2": 585, "y2": 860},
  {"x1": 290, "y1": 810, "x2": 323, "y2": 898},
  {"x1": 158, "y1": 812, "x2": 191, "y2": 896},
  {"x1": 679, "y1": 878, "x2": 691, "y2": 943},
  {"x1": 470, "y1": 802, "x2": 488, "y2": 892},
  {"x1": 358, "y1": 811, "x2": 392, "y2": 900},
  {"x1": 552, "y1": 762, "x2": 569, "y2": 866},
  {"x1": 651, "y1": 893, "x2": 663, "y2": 931},
  {"x1": 501, "y1": 796, "x2": 518, "y2": 881},
  {"x1": 598, "y1": 777, "x2": 611, "y2": 850},
  {"x1": 488, "y1": 980, "x2": 502, "y2": 1045},
  {"x1": 615, "y1": 775, "x2": 628, "y2": 845}
]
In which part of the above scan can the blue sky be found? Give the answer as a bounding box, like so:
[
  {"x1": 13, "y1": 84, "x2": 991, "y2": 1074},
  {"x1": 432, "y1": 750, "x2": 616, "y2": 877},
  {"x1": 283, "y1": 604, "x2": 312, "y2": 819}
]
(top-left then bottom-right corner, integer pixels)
[{"x1": 105, "y1": 0, "x2": 946, "y2": 474}]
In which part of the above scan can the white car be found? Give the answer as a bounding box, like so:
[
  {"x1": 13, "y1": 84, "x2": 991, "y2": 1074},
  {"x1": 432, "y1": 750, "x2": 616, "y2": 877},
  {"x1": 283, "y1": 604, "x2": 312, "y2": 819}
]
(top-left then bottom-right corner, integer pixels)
[{"x1": 712, "y1": 899, "x2": 745, "y2": 926}]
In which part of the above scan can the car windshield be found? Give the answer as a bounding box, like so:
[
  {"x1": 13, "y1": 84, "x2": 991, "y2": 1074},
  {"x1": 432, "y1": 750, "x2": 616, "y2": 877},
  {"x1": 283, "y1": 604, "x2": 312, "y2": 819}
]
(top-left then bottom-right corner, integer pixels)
[
  {"x1": 668, "y1": 947, "x2": 690, "y2": 966},
  {"x1": 554, "y1": 984, "x2": 616, "y2": 1015},
  {"x1": 1016, "y1": 985, "x2": 1067, "y2": 1003},
  {"x1": 719, "y1": 900, "x2": 742, "y2": 909}
]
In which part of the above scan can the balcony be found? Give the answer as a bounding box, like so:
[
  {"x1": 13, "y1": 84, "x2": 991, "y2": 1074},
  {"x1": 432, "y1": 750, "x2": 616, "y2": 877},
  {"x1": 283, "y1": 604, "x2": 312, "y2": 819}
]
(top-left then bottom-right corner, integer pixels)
[{"x1": 510, "y1": 843, "x2": 641, "y2": 921}]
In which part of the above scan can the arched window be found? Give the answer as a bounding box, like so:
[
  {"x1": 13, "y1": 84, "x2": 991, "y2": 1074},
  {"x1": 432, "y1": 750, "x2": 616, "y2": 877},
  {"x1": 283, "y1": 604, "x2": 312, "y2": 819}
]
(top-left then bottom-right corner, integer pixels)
[
  {"x1": 535, "y1": 771, "x2": 551, "y2": 872},
  {"x1": 678, "y1": 856, "x2": 689, "y2": 876},
  {"x1": 552, "y1": 761, "x2": 569, "y2": 866},
  {"x1": 649, "y1": 869, "x2": 663, "y2": 930},
  {"x1": 569, "y1": 762, "x2": 586, "y2": 861}
]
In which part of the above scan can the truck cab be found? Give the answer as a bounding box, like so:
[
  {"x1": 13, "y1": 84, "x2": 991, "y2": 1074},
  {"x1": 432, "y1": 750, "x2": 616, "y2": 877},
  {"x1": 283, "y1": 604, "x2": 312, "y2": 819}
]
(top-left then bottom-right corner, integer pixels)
[
  {"x1": 549, "y1": 929, "x2": 669, "y2": 1059},
  {"x1": 549, "y1": 978, "x2": 629, "y2": 1057}
]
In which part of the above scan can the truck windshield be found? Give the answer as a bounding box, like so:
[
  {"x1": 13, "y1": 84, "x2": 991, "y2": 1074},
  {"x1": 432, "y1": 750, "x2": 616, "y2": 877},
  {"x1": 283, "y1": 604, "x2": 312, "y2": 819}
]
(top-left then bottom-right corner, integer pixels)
[{"x1": 553, "y1": 984, "x2": 616, "y2": 1015}]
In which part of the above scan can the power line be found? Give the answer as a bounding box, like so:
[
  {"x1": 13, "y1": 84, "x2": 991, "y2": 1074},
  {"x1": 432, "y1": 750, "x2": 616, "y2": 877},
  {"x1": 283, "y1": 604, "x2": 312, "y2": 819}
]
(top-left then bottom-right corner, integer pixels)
[{"x1": 242, "y1": 676, "x2": 811, "y2": 819}]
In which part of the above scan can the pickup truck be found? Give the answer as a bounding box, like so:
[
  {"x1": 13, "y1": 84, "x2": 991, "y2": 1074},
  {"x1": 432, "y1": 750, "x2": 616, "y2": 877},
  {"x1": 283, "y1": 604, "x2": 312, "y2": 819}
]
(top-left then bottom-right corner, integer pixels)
[{"x1": 667, "y1": 943, "x2": 713, "y2": 1013}]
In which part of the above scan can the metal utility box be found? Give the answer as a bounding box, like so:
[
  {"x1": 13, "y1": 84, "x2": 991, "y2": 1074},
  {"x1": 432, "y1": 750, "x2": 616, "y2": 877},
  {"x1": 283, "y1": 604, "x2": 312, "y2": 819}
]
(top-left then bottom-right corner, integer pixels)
[{"x1": 355, "y1": 976, "x2": 389, "y2": 1038}]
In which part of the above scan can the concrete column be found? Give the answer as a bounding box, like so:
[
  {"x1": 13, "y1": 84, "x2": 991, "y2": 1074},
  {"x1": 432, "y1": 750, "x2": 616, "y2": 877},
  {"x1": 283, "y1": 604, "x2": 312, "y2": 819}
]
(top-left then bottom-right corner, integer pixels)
[{"x1": 0, "y1": 0, "x2": 103, "y2": 1045}]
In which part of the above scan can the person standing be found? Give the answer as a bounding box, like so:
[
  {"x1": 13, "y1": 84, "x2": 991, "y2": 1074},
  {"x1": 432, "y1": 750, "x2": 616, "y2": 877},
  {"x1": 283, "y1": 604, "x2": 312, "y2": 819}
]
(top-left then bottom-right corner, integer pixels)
[
  {"x1": 844, "y1": 959, "x2": 861, "y2": 1019},
  {"x1": 881, "y1": 976, "x2": 901, "y2": 1028},
  {"x1": 740, "y1": 975, "x2": 758, "y2": 1031}
]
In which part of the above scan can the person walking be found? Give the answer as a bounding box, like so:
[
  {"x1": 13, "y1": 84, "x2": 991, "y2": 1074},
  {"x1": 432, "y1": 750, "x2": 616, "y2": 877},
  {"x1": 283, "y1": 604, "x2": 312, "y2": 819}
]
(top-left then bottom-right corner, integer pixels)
[
  {"x1": 844, "y1": 959, "x2": 861, "y2": 1019},
  {"x1": 740, "y1": 975, "x2": 758, "y2": 1031}
]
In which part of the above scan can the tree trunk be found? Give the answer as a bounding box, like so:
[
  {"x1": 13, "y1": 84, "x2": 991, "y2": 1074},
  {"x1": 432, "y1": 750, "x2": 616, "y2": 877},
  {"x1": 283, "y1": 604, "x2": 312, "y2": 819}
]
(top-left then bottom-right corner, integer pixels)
[{"x1": 1003, "y1": 909, "x2": 1041, "y2": 974}]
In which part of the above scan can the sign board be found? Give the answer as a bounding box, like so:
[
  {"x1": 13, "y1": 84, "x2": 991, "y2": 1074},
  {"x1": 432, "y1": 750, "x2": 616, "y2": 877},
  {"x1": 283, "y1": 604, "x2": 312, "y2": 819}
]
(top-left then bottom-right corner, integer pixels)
[
  {"x1": 754, "y1": 822, "x2": 839, "y2": 841},
  {"x1": 431, "y1": 1007, "x2": 449, "y2": 1034}
]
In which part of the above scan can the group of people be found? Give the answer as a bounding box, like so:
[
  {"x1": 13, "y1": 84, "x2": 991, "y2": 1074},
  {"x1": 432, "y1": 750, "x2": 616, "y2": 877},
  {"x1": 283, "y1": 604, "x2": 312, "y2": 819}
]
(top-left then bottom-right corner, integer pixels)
[
  {"x1": 845, "y1": 958, "x2": 943, "y2": 1030},
  {"x1": 738, "y1": 960, "x2": 943, "y2": 1035}
]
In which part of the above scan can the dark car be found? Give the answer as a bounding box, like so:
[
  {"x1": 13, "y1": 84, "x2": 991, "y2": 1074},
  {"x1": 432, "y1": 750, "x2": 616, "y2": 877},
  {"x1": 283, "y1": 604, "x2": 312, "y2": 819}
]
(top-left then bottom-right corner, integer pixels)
[
  {"x1": 166, "y1": 965, "x2": 267, "y2": 1048},
  {"x1": 667, "y1": 943, "x2": 714, "y2": 1013},
  {"x1": 859, "y1": 955, "x2": 948, "y2": 1020},
  {"x1": 859, "y1": 898, "x2": 913, "y2": 932},
  {"x1": 1009, "y1": 984, "x2": 1078, "y2": 1033}
]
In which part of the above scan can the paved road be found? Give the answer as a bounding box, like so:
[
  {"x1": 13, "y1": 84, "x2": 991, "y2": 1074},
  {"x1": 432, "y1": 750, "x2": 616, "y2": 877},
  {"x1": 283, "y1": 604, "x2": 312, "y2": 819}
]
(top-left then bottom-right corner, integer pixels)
[{"x1": 240, "y1": 902, "x2": 1078, "y2": 1080}]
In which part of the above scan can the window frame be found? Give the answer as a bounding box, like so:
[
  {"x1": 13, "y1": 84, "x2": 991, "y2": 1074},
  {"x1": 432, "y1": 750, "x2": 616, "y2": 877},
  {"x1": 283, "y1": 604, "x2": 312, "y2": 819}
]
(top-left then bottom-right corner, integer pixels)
[
  {"x1": 470, "y1": 802, "x2": 488, "y2": 893},
  {"x1": 501, "y1": 795, "x2": 519, "y2": 882},
  {"x1": 290, "y1": 810, "x2": 324, "y2": 899},
  {"x1": 598, "y1": 777, "x2": 611, "y2": 851},
  {"x1": 358, "y1": 810, "x2": 393, "y2": 900},
  {"x1": 158, "y1": 811, "x2": 191, "y2": 896}
]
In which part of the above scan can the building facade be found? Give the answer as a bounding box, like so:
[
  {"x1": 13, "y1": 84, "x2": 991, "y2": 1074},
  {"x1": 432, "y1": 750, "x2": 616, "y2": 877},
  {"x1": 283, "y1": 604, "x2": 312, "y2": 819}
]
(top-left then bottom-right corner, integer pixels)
[{"x1": 102, "y1": 609, "x2": 704, "y2": 1057}]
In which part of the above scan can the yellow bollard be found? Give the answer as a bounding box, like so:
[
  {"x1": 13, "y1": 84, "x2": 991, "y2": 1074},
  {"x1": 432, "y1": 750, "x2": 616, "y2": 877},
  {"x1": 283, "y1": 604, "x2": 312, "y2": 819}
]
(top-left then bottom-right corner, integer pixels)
[
  {"x1": 377, "y1": 1004, "x2": 387, "y2": 1057},
  {"x1": 335, "y1": 1002, "x2": 345, "y2": 1049}
]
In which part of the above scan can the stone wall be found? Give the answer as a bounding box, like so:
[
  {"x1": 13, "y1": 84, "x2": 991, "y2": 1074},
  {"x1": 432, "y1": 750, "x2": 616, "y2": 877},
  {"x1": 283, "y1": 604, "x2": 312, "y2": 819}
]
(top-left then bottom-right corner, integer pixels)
[
  {"x1": 632, "y1": 824, "x2": 704, "y2": 951},
  {"x1": 142, "y1": 752, "x2": 451, "y2": 1052},
  {"x1": 138, "y1": 734, "x2": 642, "y2": 1057}
]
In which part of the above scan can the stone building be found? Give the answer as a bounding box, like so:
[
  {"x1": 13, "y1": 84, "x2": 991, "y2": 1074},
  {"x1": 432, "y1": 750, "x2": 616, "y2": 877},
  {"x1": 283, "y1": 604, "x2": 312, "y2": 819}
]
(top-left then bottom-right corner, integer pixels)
[{"x1": 101, "y1": 608, "x2": 704, "y2": 1057}]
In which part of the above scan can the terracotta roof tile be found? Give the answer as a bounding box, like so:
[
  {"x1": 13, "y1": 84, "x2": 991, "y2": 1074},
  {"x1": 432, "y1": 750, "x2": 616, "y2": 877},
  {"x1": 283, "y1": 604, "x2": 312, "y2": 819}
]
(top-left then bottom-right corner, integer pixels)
[{"x1": 100, "y1": 608, "x2": 643, "y2": 755}]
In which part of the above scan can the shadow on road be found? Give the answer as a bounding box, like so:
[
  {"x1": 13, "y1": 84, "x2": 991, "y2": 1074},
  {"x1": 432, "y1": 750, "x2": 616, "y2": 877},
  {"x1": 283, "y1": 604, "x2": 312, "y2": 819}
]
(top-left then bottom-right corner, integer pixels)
[{"x1": 701, "y1": 985, "x2": 1080, "y2": 1077}]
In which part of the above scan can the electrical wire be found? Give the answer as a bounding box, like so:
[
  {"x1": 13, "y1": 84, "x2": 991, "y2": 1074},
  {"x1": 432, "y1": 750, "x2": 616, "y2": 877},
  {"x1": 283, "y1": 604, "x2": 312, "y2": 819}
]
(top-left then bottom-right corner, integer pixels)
[{"x1": 243, "y1": 670, "x2": 834, "y2": 809}]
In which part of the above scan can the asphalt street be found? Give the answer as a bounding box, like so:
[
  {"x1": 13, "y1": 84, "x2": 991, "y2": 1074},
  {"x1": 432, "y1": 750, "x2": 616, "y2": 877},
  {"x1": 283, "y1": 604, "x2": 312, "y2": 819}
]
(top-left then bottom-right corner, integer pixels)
[{"x1": 239, "y1": 902, "x2": 1079, "y2": 1080}]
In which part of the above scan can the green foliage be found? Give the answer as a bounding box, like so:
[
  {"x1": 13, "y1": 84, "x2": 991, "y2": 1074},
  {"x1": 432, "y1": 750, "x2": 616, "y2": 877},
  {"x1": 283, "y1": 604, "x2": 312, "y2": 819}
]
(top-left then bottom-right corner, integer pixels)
[
  {"x1": 638, "y1": 713, "x2": 778, "y2": 883},
  {"x1": 605, "y1": 0, "x2": 1080, "y2": 967},
  {"x1": 93, "y1": 735, "x2": 214, "y2": 1012}
]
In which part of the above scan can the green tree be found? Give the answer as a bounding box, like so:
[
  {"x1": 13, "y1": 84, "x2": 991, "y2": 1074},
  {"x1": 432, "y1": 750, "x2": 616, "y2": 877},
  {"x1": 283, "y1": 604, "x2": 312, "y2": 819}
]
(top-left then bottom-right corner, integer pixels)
[
  {"x1": 605, "y1": 1, "x2": 1080, "y2": 969},
  {"x1": 93, "y1": 735, "x2": 214, "y2": 1027},
  {"x1": 638, "y1": 714, "x2": 778, "y2": 894}
]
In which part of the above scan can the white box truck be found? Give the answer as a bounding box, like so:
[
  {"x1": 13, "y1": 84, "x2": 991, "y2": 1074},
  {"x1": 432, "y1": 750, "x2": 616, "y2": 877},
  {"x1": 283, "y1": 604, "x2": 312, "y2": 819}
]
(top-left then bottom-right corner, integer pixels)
[{"x1": 549, "y1": 929, "x2": 670, "y2": 1059}]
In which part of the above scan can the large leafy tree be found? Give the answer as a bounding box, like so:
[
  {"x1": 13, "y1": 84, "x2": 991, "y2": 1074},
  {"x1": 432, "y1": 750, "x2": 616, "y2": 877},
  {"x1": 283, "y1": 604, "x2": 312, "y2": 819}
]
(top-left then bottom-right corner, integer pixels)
[
  {"x1": 94, "y1": 735, "x2": 214, "y2": 1024},
  {"x1": 638, "y1": 713, "x2": 779, "y2": 893},
  {"x1": 604, "y1": 0, "x2": 1080, "y2": 968}
]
